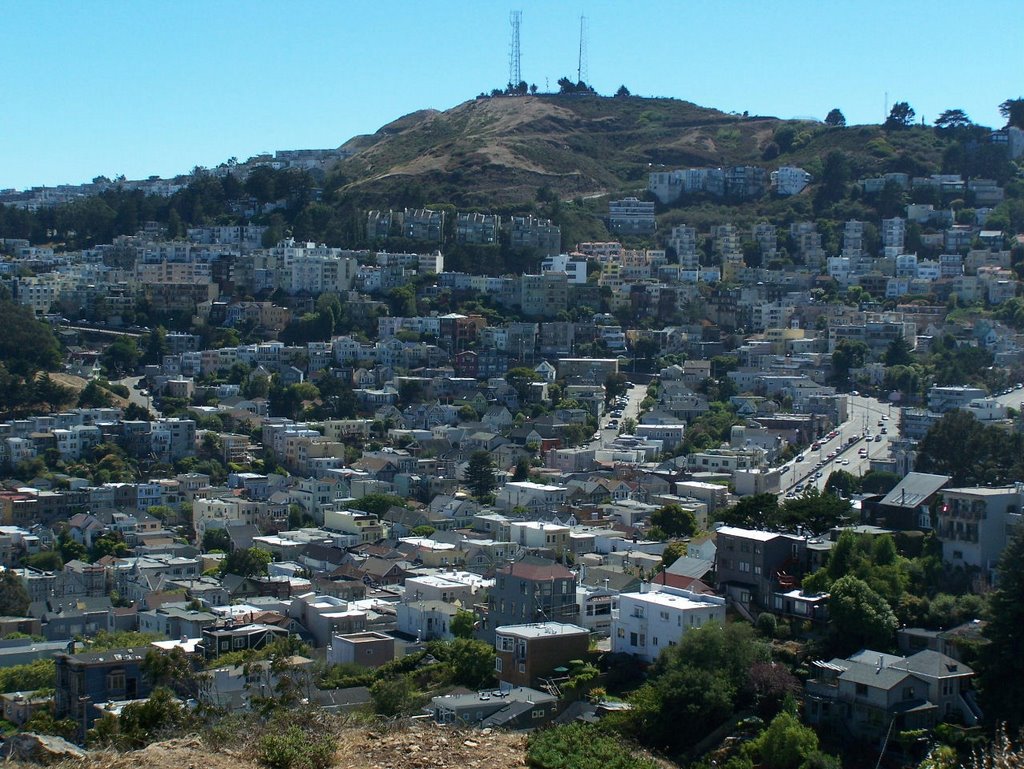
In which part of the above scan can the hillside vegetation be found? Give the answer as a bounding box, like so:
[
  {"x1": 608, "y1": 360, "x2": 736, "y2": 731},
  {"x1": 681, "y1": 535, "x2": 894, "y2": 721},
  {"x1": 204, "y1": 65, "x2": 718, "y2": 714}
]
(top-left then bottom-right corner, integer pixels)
[{"x1": 324, "y1": 94, "x2": 957, "y2": 208}]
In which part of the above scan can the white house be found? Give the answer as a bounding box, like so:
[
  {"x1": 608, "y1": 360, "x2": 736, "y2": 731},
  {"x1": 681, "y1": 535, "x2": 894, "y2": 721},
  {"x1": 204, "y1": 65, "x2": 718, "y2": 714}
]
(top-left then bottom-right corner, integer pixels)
[
  {"x1": 771, "y1": 166, "x2": 812, "y2": 196},
  {"x1": 611, "y1": 585, "x2": 726, "y2": 663}
]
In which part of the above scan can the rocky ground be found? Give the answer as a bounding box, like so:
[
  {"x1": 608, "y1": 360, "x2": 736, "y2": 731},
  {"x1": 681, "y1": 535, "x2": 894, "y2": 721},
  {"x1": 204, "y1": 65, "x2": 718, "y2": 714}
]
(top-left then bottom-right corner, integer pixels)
[{"x1": 7, "y1": 723, "x2": 531, "y2": 769}]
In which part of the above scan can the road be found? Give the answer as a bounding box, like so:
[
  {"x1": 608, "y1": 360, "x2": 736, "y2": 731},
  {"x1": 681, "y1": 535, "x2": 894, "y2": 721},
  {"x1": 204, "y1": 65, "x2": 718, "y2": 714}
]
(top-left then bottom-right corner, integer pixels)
[
  {"x1": 777, "y1": 395, "x2": 900, "y2": 497},
  {"x1": 593, "y1": 380, "x2": 649, "y2": 449},
  {"x1": 991, "y1": 383, "x2": 1024, "y2": 411},
  {"x1": 115, "y1": 375, "x2": 160, "y2": 417}
]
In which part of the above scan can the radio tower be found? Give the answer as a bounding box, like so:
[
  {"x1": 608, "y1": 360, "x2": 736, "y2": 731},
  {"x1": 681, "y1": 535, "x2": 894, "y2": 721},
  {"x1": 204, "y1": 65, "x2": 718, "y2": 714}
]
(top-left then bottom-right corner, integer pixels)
[
  {"x1": 577, "y1": 14, "x2": 588, "y2": 84},
  {"x1": 509, "y1": 11, "x2": 522, "y2": 89}
]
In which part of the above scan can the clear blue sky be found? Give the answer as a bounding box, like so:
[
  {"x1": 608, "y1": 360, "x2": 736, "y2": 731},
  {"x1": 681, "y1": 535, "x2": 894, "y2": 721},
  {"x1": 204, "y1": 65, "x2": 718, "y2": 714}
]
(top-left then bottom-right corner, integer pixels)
[{"x1": 3, "y1": 0, "x2": 1022, "y2": 191}]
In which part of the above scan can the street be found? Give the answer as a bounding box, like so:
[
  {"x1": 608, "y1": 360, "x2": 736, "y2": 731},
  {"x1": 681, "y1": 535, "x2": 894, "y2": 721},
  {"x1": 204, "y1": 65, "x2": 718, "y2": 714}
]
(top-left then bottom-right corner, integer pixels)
[
  {"x1": 593, "y1": 380, "x2": 649, "y2": 449},
  {"x1": 777, "y1": 395, "x2": 900, "y2": 496},
  {"x1": 115, "y1": 375, "x2": 160, "y2": 417}
]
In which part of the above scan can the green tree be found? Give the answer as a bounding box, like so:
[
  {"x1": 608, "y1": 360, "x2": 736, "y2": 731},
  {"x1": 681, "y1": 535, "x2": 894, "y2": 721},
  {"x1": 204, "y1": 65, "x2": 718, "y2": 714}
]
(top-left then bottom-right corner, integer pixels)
[
  {"x1": 450, "y1": 609, "x2": 477, "y2": 640},
  {"x1": 779, "y1": 488, "x2": 853, "y2": 533},
  {"x1": 604, "y1": 373, "x2": 629, "y2": 400},
  {"x1": 718, "y1": 493, "x2": 781, "y2": 530},
  {"x1": 828, "y1": 575, "x2": 898, "y2": 654},
  {"x1": 464, "y1": 451, "x2": 496, "y2": 499},
  {"x1": 101, "y1": 337, "x2": 140, "y2": 377},
  {"x1": 369, "y1": 674, "x2": 421, "y2": 716},
  {"x1": 916, "y1": 410, "x2": 1024, "y2": 486},
  {"x1": 0, "y1": 570, "x2": 30, "y2": 616},
  {"x1": 746, "y1": 710, "x2": 824, "y2": 769},
  {"x1": 0, "y1": 659, "x2": 55, "y2": 693},
  {"x1": 661, "y1": 541, "x2": 688, "y2": 569},
  {"x1": 830, "y1": 338, "x2": 869, "y2": 384},
  {"x1": 0, "y1": 300, "x2": 62, "y2": 377},
  {"x1": 445, "y1": 638, "x2": 496, "y2": 689},
  {"x1": 816, "y1": 150, "x2": 851, "y2": 207},
  {"x1": 612, "y1": 622, "x2": 763, "y2": 756},
  {"x1": 824, "y1": 108, "x2": 846, "y2": 127},
  {"x1": 977, "y1": 524, "x2": 1024, "y2": 727},
  {"x1": 202, "y1": 528, "x2": 231, "y2": 552},
  {"x1": 512, "y1": 458, "x2": 531, "y2": 481},
  {"x1": 220, "y1": 546, "x2": 272, "y2": 578},
  {"x1": 506, "y1": 366, "x2": 542, "y2": 403},
  {"x1": 77, "y1": 380, "x2": 114, "y2": 408},
  {"x1": 884, "y1": 335, "x2": 914, "y2": 366},
  {"x1": 32, "y1": 374, "x2": 75, "y2": 413},
  {"x1": 143, "y1": 326, "x2": 169, "y2": 365},
  {"x1": 999, "y1": 97, "x2": 1024, "y2": 129},
  {"x1": 649, "y1": 504, "x2": 698, "y2": 539},
  {"x1": 352, "y1": 493, "x2": 407, "y2": 517},
  {"x1": 824, "y1": 469, "x2": 860, "y2": 496},
  {"x1": 884, "y1": 101, "x2": 916, "y2": 130},
  {"x1": 934, "y1": 109, "x2": 972, "y2": 130}
]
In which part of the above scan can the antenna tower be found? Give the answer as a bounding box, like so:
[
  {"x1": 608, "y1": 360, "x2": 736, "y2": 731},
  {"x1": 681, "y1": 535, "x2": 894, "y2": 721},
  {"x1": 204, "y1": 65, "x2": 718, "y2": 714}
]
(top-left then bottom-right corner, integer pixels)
[
  {"x1": 509, "y1": 11, "x2": 522, "y2": 89},
  {"x1": 577, "y1": 14, "x2": 588, "y2": 84}
]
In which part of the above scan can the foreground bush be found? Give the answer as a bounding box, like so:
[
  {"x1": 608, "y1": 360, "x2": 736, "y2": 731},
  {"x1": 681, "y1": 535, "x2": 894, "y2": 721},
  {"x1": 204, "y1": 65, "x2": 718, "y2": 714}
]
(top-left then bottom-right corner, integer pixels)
[
  {"x1": 527, "y1": 723, "x2": 658, "y2": 769},
  {"x1": 256, "y1": 725, "x2": 336, "y2": 769}
]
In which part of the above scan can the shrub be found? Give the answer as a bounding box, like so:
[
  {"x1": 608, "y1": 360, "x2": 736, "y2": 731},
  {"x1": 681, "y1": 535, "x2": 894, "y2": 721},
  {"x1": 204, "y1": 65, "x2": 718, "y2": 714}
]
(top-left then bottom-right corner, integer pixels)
[
  {"x1": 527, "y1": 723, "x2": 658, "y2": 769},
  {"x1": 755, "y1": 612, "x2": 778, "y2": 638},
  {"x1": 256, "y1": 725, "x2": 335, "y2": 769}
]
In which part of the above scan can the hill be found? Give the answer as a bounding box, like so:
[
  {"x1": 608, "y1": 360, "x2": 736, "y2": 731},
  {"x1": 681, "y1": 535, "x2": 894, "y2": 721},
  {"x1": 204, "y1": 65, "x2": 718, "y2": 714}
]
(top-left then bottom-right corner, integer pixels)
[{"x1": 325, "y1": 94, "x2": 959, "y2": 209}]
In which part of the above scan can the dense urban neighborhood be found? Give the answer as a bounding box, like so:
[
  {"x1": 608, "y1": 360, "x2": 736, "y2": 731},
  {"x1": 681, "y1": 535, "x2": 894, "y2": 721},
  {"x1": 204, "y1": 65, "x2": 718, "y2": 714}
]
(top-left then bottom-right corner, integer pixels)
[{"x1": 1, "y1": 90, "x2": 1024, "y2": 769}]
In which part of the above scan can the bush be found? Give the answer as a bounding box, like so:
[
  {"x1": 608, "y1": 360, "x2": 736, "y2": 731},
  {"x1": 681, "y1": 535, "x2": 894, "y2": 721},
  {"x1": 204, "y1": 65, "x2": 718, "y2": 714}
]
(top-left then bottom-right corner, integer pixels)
[
  {"x1": 527, "y1": 723, "x2": 658, "y2": 769},
  {"x1": 755, "y1": 612, "x2": 778, "y2": 638},
  {"x1": 256, "y1": 725, "x2": 336, "y2": 769},
  {"x1": 369, "y1": 674, "x2": 422, "y2": 717}
]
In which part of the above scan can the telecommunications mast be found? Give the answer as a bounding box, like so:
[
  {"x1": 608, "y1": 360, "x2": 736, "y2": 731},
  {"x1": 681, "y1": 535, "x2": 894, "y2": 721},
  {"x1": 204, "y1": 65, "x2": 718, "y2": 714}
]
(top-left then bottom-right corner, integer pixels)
[{"x1": 509, "y1": 11, "x2": 522, "y2": 89}]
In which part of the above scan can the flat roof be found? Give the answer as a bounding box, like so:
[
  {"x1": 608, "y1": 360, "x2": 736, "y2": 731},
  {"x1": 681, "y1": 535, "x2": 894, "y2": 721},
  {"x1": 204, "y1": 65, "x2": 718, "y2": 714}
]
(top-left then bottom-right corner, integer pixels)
[
  {"x1": 619, "y1": 588, "x2": 724, "y2": 610},
  {"x1": 494, "y1": 622, "x2": 589, "y2": 639},
  {"x1": 715, "y1": 526, "x2": 778, "y2": 542}
]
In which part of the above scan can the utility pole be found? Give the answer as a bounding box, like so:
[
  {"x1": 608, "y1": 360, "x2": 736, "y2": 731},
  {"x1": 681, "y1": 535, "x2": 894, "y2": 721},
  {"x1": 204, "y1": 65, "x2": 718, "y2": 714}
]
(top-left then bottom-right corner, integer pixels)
[{"x1": 577, "y1": 14, "x2": 588, "y2": 84}]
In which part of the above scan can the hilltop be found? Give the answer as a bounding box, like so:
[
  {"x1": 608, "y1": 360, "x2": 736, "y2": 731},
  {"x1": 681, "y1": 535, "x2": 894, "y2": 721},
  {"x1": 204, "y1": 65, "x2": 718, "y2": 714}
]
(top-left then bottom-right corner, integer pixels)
[{"x1": 325, "y1": 94, "x2": 958, "y2": 209}]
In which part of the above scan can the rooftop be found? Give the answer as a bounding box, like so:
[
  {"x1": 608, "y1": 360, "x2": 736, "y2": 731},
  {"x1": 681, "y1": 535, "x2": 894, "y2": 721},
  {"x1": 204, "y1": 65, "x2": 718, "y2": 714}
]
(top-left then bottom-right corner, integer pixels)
[
  {"x1": 494, "y1": 622, "x2": 589, "y2": 639},
  {"x1": 619, "y1": 586, "x2": 725, "y2": 609}
]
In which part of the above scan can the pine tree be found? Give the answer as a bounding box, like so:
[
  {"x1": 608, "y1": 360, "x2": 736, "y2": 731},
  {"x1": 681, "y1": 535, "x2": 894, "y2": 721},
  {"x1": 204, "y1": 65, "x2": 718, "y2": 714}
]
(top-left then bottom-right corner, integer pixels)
[
  {"x1": 978, "y1": 525, "x2": 1024, "y2": 728},
  {"x1": 464, "y1": 451, "x2": 496, "y2": 499}
]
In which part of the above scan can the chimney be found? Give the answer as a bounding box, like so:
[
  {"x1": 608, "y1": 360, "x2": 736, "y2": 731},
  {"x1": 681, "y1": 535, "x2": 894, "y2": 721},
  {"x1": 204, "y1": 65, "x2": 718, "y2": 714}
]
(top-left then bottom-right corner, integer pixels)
[{"x1": 877, "y1": 655, "x2": 884, "y2": 673}]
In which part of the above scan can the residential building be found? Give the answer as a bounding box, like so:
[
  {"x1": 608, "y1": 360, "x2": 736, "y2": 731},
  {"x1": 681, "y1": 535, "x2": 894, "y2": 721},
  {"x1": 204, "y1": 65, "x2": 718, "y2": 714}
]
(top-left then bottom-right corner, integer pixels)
[
  {"x1": 608, "y1": 197, "x2": 656, "y2": 235},
  {"x1": 494, "y1": 622, "x2": 590, "y2": 688},
  {"x1": 937, "y1": 485, "x2": 1024, "y2": 581},
  {"x1": 327, "y1": 631, "x2": 395, "y2": 668},
  {"x1": 485, "y1": 556, "x2": 577, "y2": 639},
  {"x1": 611, "y1": 586, "x2": 726, "y2": 663},
  {"x1": 55, "y1": 648, "x2": 152, "y2": 736},
  {"x1": 806, "y1": 649, "x2": 979, "y2": 743}
]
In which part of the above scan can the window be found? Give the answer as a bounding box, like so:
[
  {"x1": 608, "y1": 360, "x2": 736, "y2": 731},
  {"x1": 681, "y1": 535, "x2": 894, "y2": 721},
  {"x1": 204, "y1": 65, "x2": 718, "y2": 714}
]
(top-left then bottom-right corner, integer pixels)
[
  {"x1": 495, "y1": 657, "x2": 502, "y2": 672},
  {"x1": 233, "y1": 636, "x2": 246, "y2": 649},
  {"x1": 753, "y1": 565, "x2": 762, "y2": 576},
  {"x1": 497, "y1": 636, "x2": 514, "y2": 652},
  {"x1": 659, "y1": 611, "x2": 669, "y2": 621},
  {"x1": 532, "y1": 709, "x2": 546, "y2": 719},
  {"x1": 518, "y1": 663, "x2": 525, "y2": 674},
  {"x1": 903, "y1": 686, "x2": 915, "y2": 700},
  {"x1": 630, "y1": 632, "x2": 638, "y2": 647},
  {"x1": 652, "y1": 636, "x2": 658, "y2": 646},
  {"x1": 106, "y1": 670, "x2": 125, "y2": 692},
  {"x1": 617, "y1": 627, "x2": 625, "y2": 639},
  {"x1": 632, "y1": 606, "x2": 645, "y2": 619},
  {"x1": 739, "y1": 561, "x2": 750, "y2": 573},
  {"x1": 856, "y1": 683, "x2": 868, "y2": 696}
]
